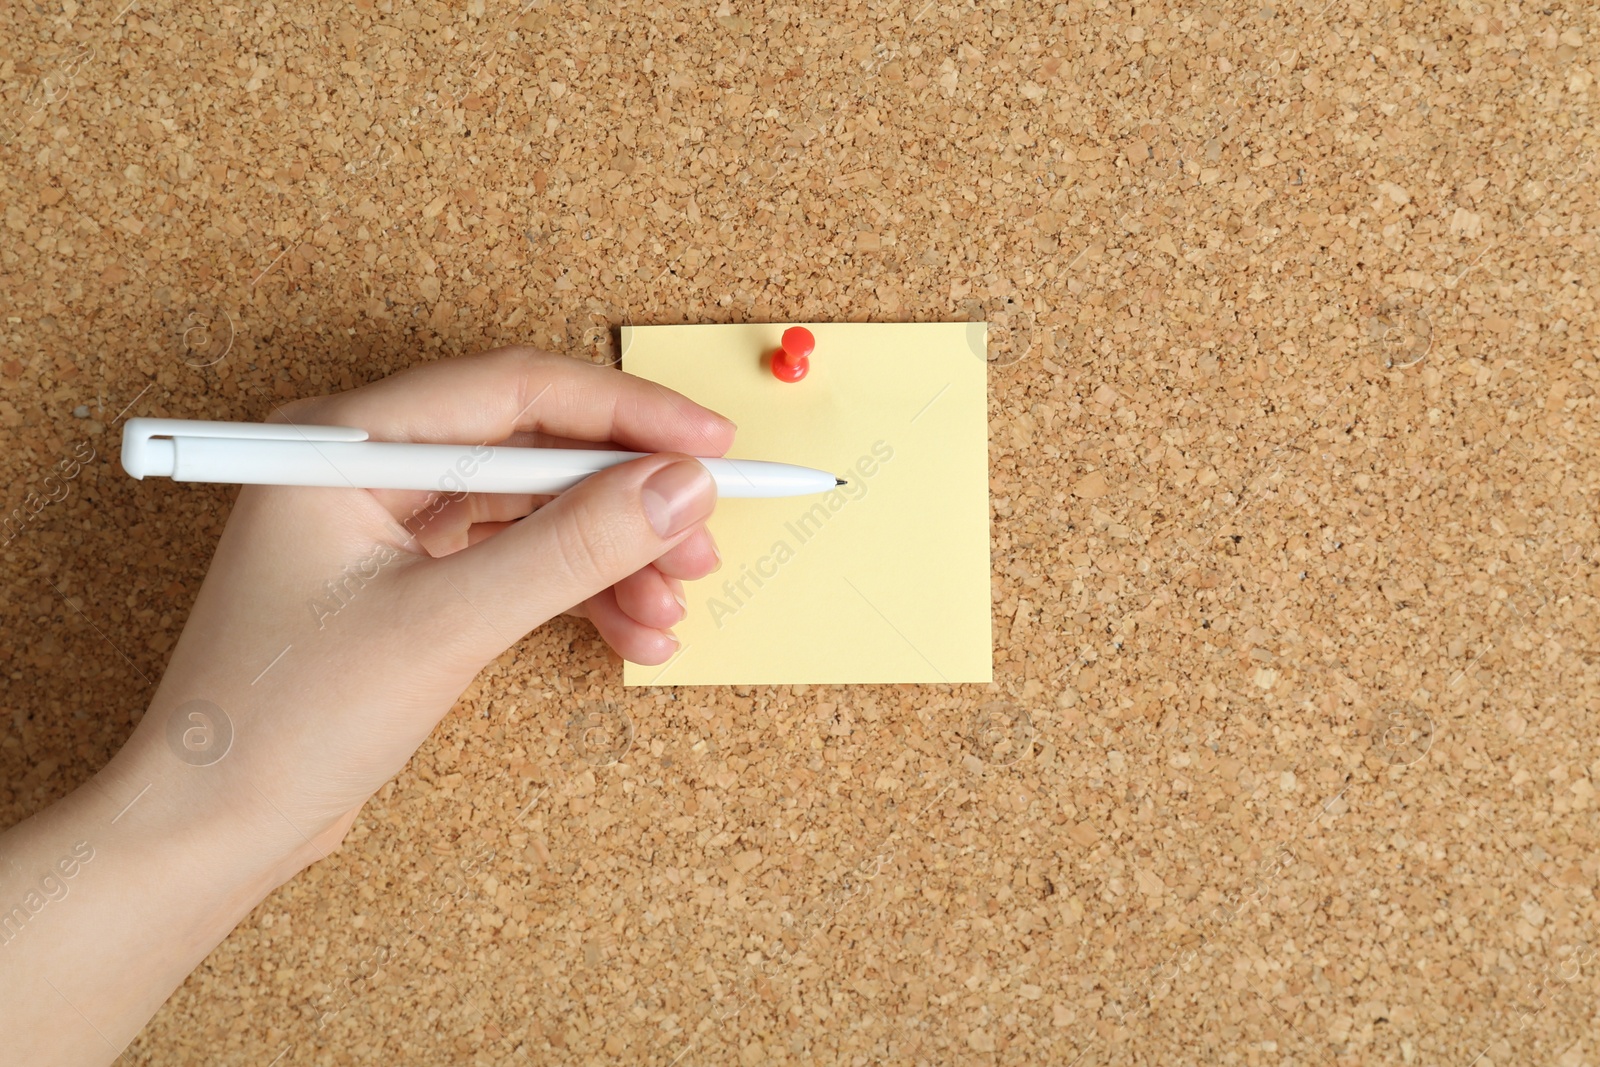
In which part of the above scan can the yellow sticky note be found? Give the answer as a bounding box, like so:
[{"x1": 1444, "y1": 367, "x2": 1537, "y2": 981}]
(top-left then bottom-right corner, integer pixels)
[{"x1": 621, "y1": 322, "x2": 992, "y2": 686}]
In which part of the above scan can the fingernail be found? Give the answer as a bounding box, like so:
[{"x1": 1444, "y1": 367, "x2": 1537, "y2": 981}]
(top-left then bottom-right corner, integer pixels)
[
  {"x1": 710, "y1": 538, "x2": 723, "y2": 572},
  {"x1": 672, "y1": 587, "x2": 688, "y2": 621},
  {"x1": 643, "y1": 459, "x2": 716, "y2": 539}
]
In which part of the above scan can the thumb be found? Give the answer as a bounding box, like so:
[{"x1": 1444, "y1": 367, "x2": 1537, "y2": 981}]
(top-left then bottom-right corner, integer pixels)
[{"x1": 407, "y1": 453, "x2": 717, "y2": 660}]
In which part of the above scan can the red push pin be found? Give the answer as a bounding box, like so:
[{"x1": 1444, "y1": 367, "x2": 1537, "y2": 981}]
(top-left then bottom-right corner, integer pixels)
[{"x1": 772, "y1": 326, "x2": 813, "y2": 382}]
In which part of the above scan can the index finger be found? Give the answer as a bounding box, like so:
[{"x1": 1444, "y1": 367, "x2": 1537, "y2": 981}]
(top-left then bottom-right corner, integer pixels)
[{"x1": 270, "y1": 346, "x2": 737, "y2": 458}]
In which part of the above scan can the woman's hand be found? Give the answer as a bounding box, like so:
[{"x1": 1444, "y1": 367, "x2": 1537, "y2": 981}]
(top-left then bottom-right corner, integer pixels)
[
  {"x1": 2, "y1": 346, "x2": 735, "y2": 1065},
  {"x1": 113, "y1": 345, "x2": 733, "y2": 862}
]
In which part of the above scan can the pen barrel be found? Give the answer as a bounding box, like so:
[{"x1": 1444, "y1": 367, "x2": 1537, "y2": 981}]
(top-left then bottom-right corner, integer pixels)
[{"x1": 166, "y1": 439, "x2": 834, "y2": 497}]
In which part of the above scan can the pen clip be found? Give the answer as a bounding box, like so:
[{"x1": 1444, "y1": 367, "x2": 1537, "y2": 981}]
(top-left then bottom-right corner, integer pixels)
[{"x1": 121, "y1": 418, "x2": 370, "y2": 479}]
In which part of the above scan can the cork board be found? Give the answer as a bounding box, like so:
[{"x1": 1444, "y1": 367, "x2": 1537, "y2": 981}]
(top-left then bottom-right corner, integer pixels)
[{"x1": 1, "y1": 0, "x2": 1598, "y2": 1064}]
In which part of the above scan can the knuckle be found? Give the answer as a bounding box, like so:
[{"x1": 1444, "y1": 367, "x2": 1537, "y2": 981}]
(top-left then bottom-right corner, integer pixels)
[{"x1": 550, "y1": 497, "x2": 628, "y2": 580}]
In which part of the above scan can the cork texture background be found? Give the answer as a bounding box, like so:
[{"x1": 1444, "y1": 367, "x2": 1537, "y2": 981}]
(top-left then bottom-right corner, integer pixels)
[{"x1": 3, "y1": 0, "x2": 1599, "y2": 1063}]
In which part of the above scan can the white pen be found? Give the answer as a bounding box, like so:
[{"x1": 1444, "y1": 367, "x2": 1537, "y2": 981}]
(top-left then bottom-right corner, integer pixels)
[{"x1": 120, "y1": 418, "x2": 846, "y2": 498}]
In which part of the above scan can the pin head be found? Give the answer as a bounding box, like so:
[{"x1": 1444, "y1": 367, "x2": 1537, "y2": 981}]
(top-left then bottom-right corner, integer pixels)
[
  {"x1": 773, "y1": 326, "x2": 814, "y2": 383},
  {"x1": 781, "y1": 327, "x2": 815, "y2": 359}
]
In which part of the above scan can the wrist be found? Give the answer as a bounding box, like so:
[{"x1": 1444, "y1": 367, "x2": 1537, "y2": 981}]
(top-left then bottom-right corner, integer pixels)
[
  {"x1": 0, "y1": 733, "x2": 316, "y2": 1059},
  {"x1": 95, "y1": 725, "x2": 320, "y2": 896}
]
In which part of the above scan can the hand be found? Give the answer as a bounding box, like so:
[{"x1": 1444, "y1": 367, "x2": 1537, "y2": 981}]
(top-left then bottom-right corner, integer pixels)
[{"x1": 109, "y1": 346, "x2": 733, "y2": 865}]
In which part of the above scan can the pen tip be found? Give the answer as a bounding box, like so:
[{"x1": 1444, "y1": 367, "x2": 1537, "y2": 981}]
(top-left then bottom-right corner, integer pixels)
[{"x1": 836, "y1": 477, "x2": 848, "y2": 485}]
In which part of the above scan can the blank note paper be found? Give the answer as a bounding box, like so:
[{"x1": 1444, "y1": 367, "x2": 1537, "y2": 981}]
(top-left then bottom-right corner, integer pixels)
[{"x1": 621, "y1": 322, "x2": 992, "y2": 686}]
